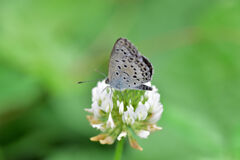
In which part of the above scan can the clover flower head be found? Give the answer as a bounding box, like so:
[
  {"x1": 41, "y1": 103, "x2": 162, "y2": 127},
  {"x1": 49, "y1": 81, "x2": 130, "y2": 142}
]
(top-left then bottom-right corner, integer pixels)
[{"x1": 85, "y1": 80, "x2": 163, "y2": 151}]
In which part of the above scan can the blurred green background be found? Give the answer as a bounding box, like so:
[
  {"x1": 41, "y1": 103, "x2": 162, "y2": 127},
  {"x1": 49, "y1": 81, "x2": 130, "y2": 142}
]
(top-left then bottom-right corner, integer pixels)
[{"x1": 0, "y1": 0, "x2": 240, "y2": 160}]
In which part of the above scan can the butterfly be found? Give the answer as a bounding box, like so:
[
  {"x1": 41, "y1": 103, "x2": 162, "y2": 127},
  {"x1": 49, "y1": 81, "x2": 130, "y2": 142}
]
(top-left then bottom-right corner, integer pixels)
[{"x1": 105, "y1": 38, "x2": 153, "y2": 91}]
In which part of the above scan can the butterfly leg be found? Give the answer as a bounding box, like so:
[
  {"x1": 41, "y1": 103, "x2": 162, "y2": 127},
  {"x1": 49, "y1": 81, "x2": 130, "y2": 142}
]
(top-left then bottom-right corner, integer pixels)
[
  {"x1": 102, "y1": 86, "x2": 113, "y2": 99},
  {"x1": 102, "y1": 86, "x2": 108, "y2": 93},
  {"x1": 110, "y1": 87, "x2": 112, "y2": 100}
]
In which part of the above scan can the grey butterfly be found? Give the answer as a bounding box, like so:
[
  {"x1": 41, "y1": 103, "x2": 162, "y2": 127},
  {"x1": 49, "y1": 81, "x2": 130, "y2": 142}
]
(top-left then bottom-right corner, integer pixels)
[{"x1": 105, "y1": 38, "x2": 153, "y2": 91}]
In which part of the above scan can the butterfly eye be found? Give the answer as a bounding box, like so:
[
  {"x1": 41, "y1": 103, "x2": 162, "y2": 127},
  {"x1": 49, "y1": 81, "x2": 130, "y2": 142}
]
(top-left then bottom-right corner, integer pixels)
[{"x1": 105, "y1": 78, "x2": 109, "y2": 84}]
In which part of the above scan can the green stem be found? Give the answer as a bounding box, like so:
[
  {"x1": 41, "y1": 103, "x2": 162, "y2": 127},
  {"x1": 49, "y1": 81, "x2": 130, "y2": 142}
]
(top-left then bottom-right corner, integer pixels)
[{"x1": 114, "y1": 139, "x2": 125, "y2": 160}]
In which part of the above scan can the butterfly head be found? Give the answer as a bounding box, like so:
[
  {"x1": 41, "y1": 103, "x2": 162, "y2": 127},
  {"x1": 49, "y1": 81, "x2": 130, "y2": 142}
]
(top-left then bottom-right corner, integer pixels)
[{"x1": 105, "y1": 78, "x2": 110, "y2": 84}]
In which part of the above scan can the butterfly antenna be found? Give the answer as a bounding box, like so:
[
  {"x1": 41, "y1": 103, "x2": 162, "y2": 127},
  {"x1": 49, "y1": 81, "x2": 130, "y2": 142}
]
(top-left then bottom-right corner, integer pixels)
[
  {"x1": 94, "y1": 69, "x2": 107, "y2": 78},
  {"x1": 77, "y1": 79, "x2": 102, "y2": 84}
]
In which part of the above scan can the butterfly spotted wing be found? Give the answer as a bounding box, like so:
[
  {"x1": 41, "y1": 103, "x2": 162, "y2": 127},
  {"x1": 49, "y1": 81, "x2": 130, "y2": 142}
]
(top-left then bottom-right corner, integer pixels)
[{"x1": 106, "y1": 38, "x2": 153, "y2": 91}]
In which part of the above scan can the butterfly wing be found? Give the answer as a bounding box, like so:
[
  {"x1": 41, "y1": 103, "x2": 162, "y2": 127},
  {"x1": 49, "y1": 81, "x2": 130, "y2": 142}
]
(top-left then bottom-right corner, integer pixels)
[{"x1": 107, "y1": 38, "x2": 153, "y2": 90}]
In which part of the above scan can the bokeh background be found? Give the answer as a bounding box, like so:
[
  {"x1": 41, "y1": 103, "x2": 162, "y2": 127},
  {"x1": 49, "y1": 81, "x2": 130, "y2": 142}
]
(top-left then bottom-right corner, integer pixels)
[{"x1": 0, "y1": 0, "x2": 240, "y2": 160}]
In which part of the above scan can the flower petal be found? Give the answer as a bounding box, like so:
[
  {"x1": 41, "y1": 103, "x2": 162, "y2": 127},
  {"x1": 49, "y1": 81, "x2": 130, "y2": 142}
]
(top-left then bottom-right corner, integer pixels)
[
  {"x1": 148, "y1": 104, "x2": 163, "y2": 123},
  {"x1": 135, "y1": 102, "x2": 148, "y2": 121},
  {"x1": 84, "y1": 108, "x2": 92, "y2": 113},
  {"x1": 90, "y1": 134, "x2": 107, "y2": 141},
  {"x1": 137, "y1": 130, "x2": 150, "y2": 139},
  {"x1": 106, "y1": 113, "x2": 115, "y2": 129},
  {"x1": 100, "y1": 97, "x2": 113, "y2": 113},
  {"x1": 148, "y1": 124, "x2": 162, "y2": 132},
  {"x1": 122, "y1": 105, "x2": 135, "y2": 125},
  {"x1": 118, "y1": 101, "x2": 124, "y2": 115},
  {"x1": 99, "y1": 136, "x2": 114, "y2": 145},
  {"x1": 129, "y1": 137, "x2": 143, "y2": 151},
  {"x1": 117, "y1": 131, "x2": 127, "y2": 141},
  {"x1": 92, "y1": 124, "x2": 103, "y2": 130}
]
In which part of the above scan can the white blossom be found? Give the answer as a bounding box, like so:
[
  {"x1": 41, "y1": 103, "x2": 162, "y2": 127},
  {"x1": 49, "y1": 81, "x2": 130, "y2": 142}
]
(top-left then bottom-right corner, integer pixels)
[
  {"x1": 117, "y1": 100, "x2": 124, "y2": 115},
  {"x1": 90, "y1": 81, "x2": 113, "y2": 114},
  {"x1": 137, "y1": 130, "x2": 150, "y2": 139},
  {"x1": 117, "y1": 131, "x2": 127, "y2": 141},
  {"x1": 122, "y1": 105, "x2": 136, "y2": 125},
  {"x1": 100, "y1": 97, "x2": 113, "y2": 113},
  {"x1": 135, "y1": 102, "x2": 148, "y2": 121},
  {"x1": 92, "y1": 81, "x2": 108, "y2": 102},
  {"x1": 85, "y1": 80, "x2": 164, "y2": 151},
  {"x1": 148, "y1": 103, "x2": 163, "y2": 123},
  {"x1": 91, "y1": 101, "x2": 101, "y2": 118},
  {"x1": 106, "y1": 113, "x2": 115, "y2": 129},
  {"x1": 92, "y1": 124, "x2": 104, "y2": 130}
]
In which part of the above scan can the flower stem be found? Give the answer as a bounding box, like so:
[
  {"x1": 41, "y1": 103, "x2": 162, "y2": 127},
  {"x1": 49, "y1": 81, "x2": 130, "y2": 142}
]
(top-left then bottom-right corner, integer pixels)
[{"x1": 114, "y1": 139, "x2": 125, "y2": 160}]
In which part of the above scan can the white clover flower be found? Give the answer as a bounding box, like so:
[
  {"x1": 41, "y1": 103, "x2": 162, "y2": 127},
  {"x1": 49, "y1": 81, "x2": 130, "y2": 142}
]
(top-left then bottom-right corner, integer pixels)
[{"x1": 86, "y1": 80, "x2": 163, "y2": 150}]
